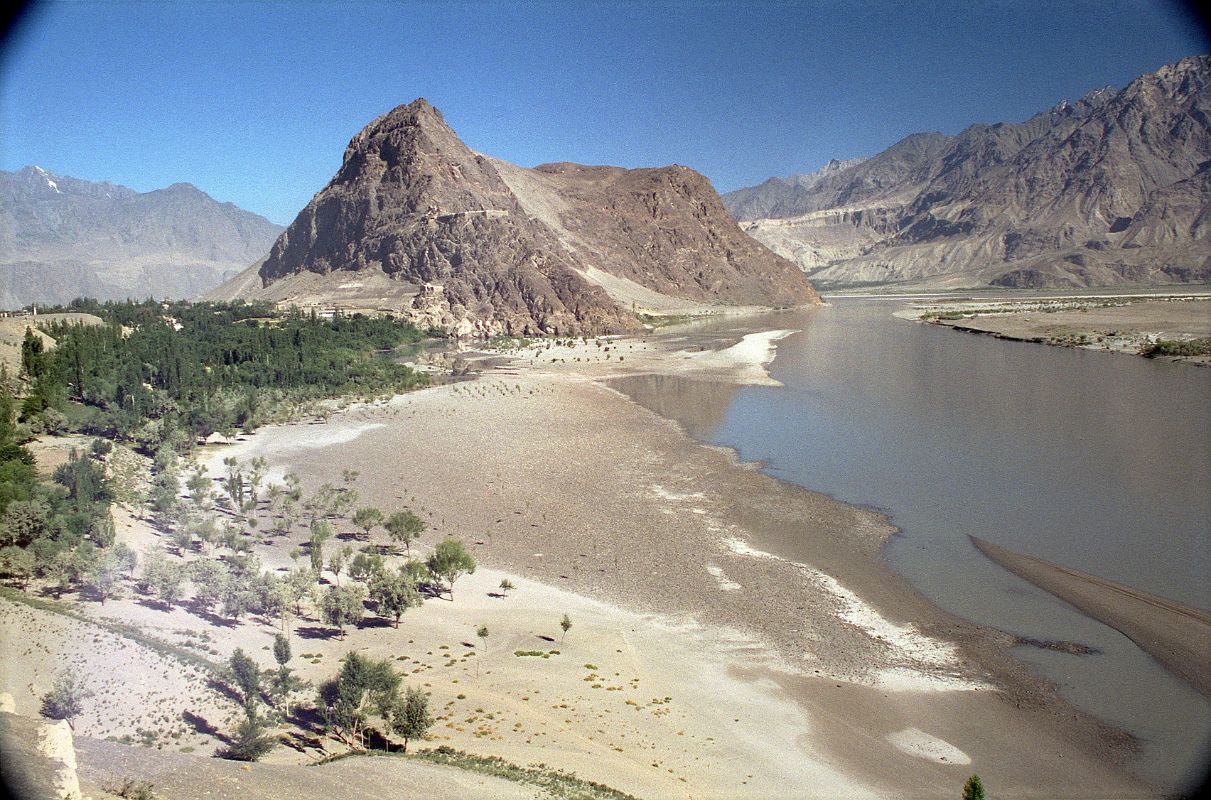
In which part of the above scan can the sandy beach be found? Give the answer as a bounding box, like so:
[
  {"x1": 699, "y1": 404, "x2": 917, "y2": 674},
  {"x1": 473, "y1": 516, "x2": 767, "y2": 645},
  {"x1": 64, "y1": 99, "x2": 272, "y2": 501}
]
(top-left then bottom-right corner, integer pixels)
[{"x1": 902, "y1": 296, "x2": 1211, "y2": 364}]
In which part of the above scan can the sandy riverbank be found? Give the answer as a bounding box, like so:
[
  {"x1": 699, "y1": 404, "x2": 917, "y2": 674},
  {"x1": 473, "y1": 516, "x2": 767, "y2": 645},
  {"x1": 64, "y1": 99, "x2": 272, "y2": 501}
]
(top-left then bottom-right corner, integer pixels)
[
  {"x1": 195, "y1": 323, "x2": 1153, "y2": 797},
  {"x1": 901, "y1": 296, "x2": 1211, "y2": 364},
  {"x1": 973, "y1": 537, "x2": 1211, "y2": 700}
]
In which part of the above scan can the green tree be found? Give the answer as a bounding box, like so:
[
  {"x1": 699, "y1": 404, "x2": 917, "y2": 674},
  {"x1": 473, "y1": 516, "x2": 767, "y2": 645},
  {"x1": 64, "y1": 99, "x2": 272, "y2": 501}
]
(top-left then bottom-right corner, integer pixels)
[
  {"x1": 222, "y1": 457, "x2": 246, "y2": 512},
  {"x1": 316, "y1": 651, "x2": 401, "y2": 749},
  {"x1": 186, "y1": 467, "x2": 213, "y2": 511},
  {"x1": 150, "y1": 560, "x2": 186, "y2": 607},
  {"x1": 273, "y1": 633, "x2": 291, "y2": 668},
  {"x1": 267, "y1": 632, "x2": 306, "y2": 715},
  {"x1": 352, "y1": 507, "x2": 383, "y2": 541},
  {"x1": 246, "y1": 457, "x2": 268, "y2": 506},
  {"x1": 348, "y1": 551, "x2": 383, "y2": 583},
  {"x1": 475, "y1": 624, "x2": 489, "y2": 678},
  {"x1": 0, "y1": 367, "x2": 16, "y2": 445},
  {"x1": 1, "y1": 499, "x2": 49, "y2": 547},
  {"x1": 189, "y1": 559, "x2": 229, "y2": 613},
  {"x1": 40, "y1": 669, "x2": 93, "y2": 729},
  {"x1": 171, "y1": 523, "x2": 193, "y2": 555},
  {"x1": 369, "y1": 567, "x2": 420, "y2": 628},
  {"x1": 560, "y1": 613, "x2": 572, "y2": 644},
  {"x1": 962, "y1": 774, "x2": 986, "y2": 800},
  {"x1": 20, "y1": 328, "x2": 46, "y2": 382},
  {"x1": 328, "y1": 544, "x2": 353, "y2": 586},
  {"x1": 426, "y1": 538, "x2": 476, "y2": 601},
  {"x1": 0, "y1": 545, "x2": 34, "y2": 588},
  {"x1": 309, "y1": 518, "x2": 333, "y2": 573},
  {"x1": 498, "y1": 578, "x2": 515, "y2": 596},
  {"x1": 384, "y1": 510, "x2": 425, "y2": 556},
  {"x1": 43, "y1": 548, "x2": 86, "y2": 598},
  {"x1": 386, "y1": 685, "x2": 432, "y2": 753},
  {"x1": 321, "y1": 583, "x2": 366, "y2": 639},
  {"x1": 112, "y1": 541, "x2": 139, "y2": 576},
  {"x1": 218, "y1": 712, "x2": 277, "y2": 761},
  {"x1": 85, "y1": 549, "x2": 123, "y2": 604},
  {"x1": 229, "y1": 647, "x2": 262, "y2": 715},
  {"x1": 220, "y1": 570, "x2": 255, "y2": 621},
  {"x1": 281, "y1": 566, "x2": 315, "y2": 616}
]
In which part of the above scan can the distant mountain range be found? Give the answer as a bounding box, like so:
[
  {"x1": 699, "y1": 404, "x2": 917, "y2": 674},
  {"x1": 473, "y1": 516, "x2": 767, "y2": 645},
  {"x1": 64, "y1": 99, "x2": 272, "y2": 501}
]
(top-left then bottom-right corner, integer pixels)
[
  {"x1": 723, "y1": 55, "x2": 1211, "y2": 290},
  {"x1": 211, "y1": 99, "x2": 817, "y2": 336},
  {"x1": 0, "y1": 167, "x2": 283, "y2": 308}
]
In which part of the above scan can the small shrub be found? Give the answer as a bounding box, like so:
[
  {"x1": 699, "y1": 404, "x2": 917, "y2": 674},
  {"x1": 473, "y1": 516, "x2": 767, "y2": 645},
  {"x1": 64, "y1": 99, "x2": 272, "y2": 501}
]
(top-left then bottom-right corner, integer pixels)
[
  {"x1": 107, "y1": 778, "x2": 156, "y2": 800},
  {"x1": 1141, "y1": 338, "x2": 1211, "y2": 358}
]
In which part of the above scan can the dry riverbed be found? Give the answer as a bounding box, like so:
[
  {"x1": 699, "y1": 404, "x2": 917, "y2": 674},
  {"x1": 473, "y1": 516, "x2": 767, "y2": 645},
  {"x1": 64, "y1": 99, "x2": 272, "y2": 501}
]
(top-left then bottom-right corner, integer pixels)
[{"x1": 1, "y1": 322, "x2": 1161, "y2": 798}]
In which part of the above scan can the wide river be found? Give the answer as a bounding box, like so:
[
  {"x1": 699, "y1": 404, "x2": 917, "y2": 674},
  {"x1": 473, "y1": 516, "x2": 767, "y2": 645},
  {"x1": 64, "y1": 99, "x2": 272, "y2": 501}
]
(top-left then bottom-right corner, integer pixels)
[{"x1": 611, "y1": 298, "x2": 1211, "y2": 790}]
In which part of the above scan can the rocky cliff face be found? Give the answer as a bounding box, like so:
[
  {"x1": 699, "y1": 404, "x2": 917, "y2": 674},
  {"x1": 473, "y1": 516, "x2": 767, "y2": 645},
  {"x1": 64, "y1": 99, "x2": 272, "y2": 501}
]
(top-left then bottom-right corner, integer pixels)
[
  {"x1": 229, "y1": 99, "x2": 818, "y2": 335},
  {"x1": 0, "y1": 167, "x2": 283, "y2": 307},
  {"x1": 724, "y1": 55, "x2": 1211, "y2": 290}
]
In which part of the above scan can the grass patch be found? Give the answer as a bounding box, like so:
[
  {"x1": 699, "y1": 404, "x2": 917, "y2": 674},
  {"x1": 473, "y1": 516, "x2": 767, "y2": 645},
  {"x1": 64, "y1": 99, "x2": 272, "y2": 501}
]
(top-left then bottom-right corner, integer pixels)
[
  {"x1": 105, "y1": 777, "x2": 157, "y2": 799},
  {"x1": 482, "y1": 335, "x2": 536, "y2": 352},
  {"x1": 415, "y1": 746, "x2": 638, "y2": 800},
  {"x1": 633, "y1": 312, "x2": 695, "y2": 328},
  {"x1": 310, "y1": 747, "x2": 637, "y2": 799},
  {"x1": 514, "y1": 649, "x2": 556, "y2": 658},
  {"x1": 1141, "y1": 337, "x2": 1211, "y2": 358}
]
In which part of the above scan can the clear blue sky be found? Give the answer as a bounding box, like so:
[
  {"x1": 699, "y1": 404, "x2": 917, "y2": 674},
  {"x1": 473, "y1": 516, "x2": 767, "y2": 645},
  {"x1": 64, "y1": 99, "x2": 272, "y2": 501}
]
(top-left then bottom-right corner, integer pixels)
[{"x1": 1, "y1": 1, "x2": 1206, "y2": 225}]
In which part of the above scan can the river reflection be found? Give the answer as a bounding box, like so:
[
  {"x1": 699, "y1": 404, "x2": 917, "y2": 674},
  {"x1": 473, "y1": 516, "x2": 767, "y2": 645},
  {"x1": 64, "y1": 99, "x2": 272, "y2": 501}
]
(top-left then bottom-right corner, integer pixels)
[{"x1": 605, "y1": 374, "x2": 741, "y2": 441}]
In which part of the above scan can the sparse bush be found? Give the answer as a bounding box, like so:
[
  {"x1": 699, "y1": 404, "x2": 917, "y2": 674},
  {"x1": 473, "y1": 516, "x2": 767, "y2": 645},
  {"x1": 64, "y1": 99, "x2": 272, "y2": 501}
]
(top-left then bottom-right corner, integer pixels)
[
  {"x1": 218, "y1": 713, "x2": 277, "y2": 761},
  {"x1": 40, "y1": 668, "x2": 93, "y2": 729},
  {"x1": 107, "y1": 777, "x2": 156, "y2": 799},
  {"x1": 1141, "y1": 337, "x2": 1211, "y2": 358}
]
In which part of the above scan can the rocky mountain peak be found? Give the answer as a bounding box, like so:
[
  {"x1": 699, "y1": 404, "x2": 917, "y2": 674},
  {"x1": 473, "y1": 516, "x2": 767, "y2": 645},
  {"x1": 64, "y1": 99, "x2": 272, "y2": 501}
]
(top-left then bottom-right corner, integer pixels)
[
  {"x1": 16, "y1": 165, "x2": 62, "y2": 193},
  {"x1": 157, "y1": 182, "x2": 204, "y2": 196},
  {"x1": 233, "y1": 100, "x2": 818, "y2": 335}
]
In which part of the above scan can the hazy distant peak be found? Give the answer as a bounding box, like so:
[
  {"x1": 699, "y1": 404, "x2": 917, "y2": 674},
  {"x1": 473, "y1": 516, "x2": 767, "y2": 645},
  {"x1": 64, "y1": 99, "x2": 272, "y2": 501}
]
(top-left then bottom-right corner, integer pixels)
[
  {"x1": 786, "y1": 156, "x2": 869, "y2": 188},
  {"x1": 149, "y1": 182, "x2": 208, "y2": 198},
  {"x1": 0, "y1": 168, "x2": 284, "y2": 307}
]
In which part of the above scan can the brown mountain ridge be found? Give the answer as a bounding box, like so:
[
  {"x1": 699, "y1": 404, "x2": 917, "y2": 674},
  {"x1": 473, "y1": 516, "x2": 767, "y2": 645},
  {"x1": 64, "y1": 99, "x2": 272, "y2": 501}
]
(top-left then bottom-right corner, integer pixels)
[
  {"x1": 211, "y1": 99, "x2": 818, "y2": 335},
  {"x1": 724, "y1": 55, "x2": 1211, "y2": 290}
]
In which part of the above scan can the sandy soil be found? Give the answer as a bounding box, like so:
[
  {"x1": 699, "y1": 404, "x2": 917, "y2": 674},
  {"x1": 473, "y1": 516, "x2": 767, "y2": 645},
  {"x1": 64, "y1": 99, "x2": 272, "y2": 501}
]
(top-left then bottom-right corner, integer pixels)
[
  {"x1": 74, "y1": 734, "x2": 541, "y2": 800},
  {"x1": 906, "y1": 296, "x2": 1211, "y2": 364},
  {"x1": 0, "y1": 597, "x2": 236, "y2": 754},
  {"x1": 0, "y1": 322, "x2": 1161, "y2": 798}
]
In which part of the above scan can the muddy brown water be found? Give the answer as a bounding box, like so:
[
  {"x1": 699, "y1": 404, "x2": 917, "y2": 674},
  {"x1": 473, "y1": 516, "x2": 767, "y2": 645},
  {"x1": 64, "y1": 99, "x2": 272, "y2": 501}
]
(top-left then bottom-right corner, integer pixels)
[{"x1": 610, "y1": 298, "x2": 1211, "y2": 792}]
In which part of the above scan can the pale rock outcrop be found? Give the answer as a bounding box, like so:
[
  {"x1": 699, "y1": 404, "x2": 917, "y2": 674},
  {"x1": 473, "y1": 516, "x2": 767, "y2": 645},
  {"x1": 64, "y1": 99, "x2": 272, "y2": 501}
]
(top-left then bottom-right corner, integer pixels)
[{"x1": 0, "y1": 710, "x2": 86, "y2": 800}]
